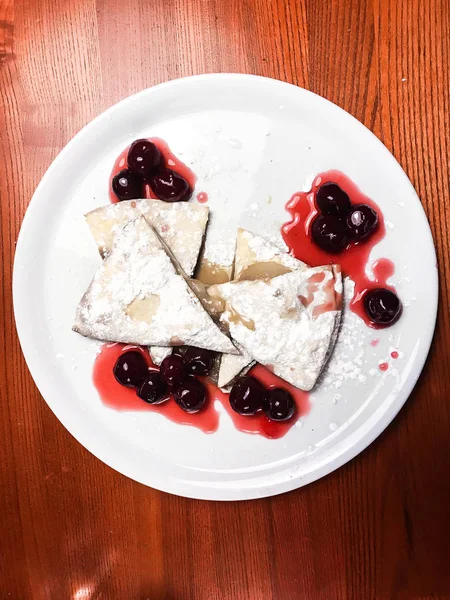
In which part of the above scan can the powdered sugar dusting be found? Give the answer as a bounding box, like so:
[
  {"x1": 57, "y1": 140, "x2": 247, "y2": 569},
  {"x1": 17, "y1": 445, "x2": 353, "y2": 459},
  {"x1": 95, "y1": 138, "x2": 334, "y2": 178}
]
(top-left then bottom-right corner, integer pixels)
[
  {"x1": 212, "y1": 266, "x2": 342, "y2": 391},
  {"x1": 202, "y1": 237, "x2": 235, "y2": 269},
  {"x1": 74, "y1": 217, "x2": 236, "y2": 353},
  {"x1": 149, "y1": 346, "x2": 172, "y2": 365},
  {"x1": 85, "y1": 199, "x2": 209, "y2": 277},
  {"x1": 234, "y1": 228, "x2": 308, "y2": 280},
  {"x1": 318, "y1": 279, "x2": 368, "y2": 390},
  {"x1": 218, "y1": 229, "x2": 313, "y2": 388},
  {"x1": 245, "y1": 229, "x2": 305, "y2": 268}
]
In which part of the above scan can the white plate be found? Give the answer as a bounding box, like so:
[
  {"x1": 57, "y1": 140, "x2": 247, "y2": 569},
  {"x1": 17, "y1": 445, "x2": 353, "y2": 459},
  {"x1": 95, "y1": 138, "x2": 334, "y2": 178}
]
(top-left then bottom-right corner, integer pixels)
[{"x1": 13, "y1": 74, "x2": 438, "y2": 500}]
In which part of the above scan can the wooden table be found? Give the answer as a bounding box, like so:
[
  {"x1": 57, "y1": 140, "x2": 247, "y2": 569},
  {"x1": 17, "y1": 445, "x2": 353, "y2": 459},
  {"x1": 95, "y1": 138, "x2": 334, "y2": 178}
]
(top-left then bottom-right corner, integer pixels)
[{"x1": 1, "y1": 0, "x2": 450, "y2": 597}]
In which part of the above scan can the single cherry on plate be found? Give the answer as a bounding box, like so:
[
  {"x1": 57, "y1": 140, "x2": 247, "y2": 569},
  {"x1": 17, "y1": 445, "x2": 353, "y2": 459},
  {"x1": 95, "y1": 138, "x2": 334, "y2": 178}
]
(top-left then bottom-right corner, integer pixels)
[
  {"x1": 113, "y1": 351, "x2": 149, "y2": 388},
  {"x1": 173, "y1": 377, "x2": 207, "y2": 413},
  {"x1": 363, "y1": 288, "x2": 402, "y2": 326},
  {"x1": 229, "y1": 376, "x2": 267, "y2": 416},
  {"x1": 316, "y1": 182, "x2": 351, "y2": 217},
  {"x1": 160, "y1": 354, "x2": 188, "y2": 387},
  {"x1": 150, "y1": 168, "x2": 190, "y2": 202},
  {"x1": 112, "y1": 169, "x2": 143, "y2": 201},
  {"x1": 137, "y1": 372, "x2": 169, "y2": 404},
  {"x1": 171, "y1": 347, "x2": 186, "y2": 359},
  {"x1": 310, "y1": 214, "x2": 349, "y2": 253},
  {"x1": 127, "y1": 139, "x2": 161, "y2": 177},
  {"x1": 263, "y1": 388, "x2": 296, "y2": 421},
  {"x1": 184, "y1": 346, "x2": 215, "y2": 376},
  {"x1": 346, "y1": 204, "x2": 379, "y2": 242}
]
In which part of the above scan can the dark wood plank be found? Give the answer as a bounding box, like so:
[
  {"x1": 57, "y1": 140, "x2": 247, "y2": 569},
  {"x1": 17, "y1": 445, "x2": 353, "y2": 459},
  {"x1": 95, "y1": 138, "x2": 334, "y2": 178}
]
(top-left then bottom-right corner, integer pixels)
[{"x1": 1, "y1": 0, "x2": 450, "y2": 597}]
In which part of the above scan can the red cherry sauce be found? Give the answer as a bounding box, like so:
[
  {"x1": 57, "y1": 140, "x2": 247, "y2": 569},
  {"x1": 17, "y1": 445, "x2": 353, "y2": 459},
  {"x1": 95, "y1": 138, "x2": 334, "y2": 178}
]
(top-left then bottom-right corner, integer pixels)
[
  {"x1": 93, "y1": 343, "x2": 219, "y2": 433},
  {"x1": 196, "y1": 192, "x2": 208, "y2": 204},
  {"x1": 109, "y1": 138, "x2": 197, "y2": 204},
  {"x1": 351, "y1": 258, "x2": 396, "y2": 325},
  {"x1": 214, "y1": 365, "x2": 310, "y2": 439},
  {"x1": 379, "y1": 362, "x2": 389, "y2": 372},
  {"x1": 391, "y1": 351, "x2": 399, "y2": 359},
  {"x1": 93, "y1": 345, "x2": 309, "y2": 439},
  {"x1": 281, "y1": 171, "x2": 398, "y2": 328}
]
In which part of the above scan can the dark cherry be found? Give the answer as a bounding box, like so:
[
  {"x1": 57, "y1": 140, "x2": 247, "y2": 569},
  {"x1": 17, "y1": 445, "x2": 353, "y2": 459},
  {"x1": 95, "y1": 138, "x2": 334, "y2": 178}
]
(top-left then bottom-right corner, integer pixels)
[
  {"x1": 137, "y1": 372, "x2": 169, "y2": 404},
  {"x1": 171, "y1": 347, "x2": 186, "y2": 359},
  {"x1": 112, "y1": 169, "x2": 143, "y2": 201},
  {"x1": 173, "y1": 377, "x2": 207, "y2": 413},
  {"x1": 263, "y1": 388, "x2": 296, "y2": 421},
  {"x1": 184, "y1": 347, "x2": 215, "y2": 376},
  {"x1": 316, "y1": 182, "x2": 351, "y2": 217},
  {"x1": 150, "y1": 168, "x2": 190, "y2": 202},
  {"x1": 160, "y1": 354, "x2": 188, "y2": 387},
  {"x1": 113, "y1": 351, "x2": 148, "y2": 388},
  {"x1": 127, "y1": 139, "x2": 161, "y2": 177},
  {"x1": 363, "y1": 288, "x2": 402, "y2": 326},
  {"x1": 346, "y1": 204, "x2": 379, "y2": 242},
  {"x1": 229, "y1": 376, "x2": 267, "y2": 416},
  {"x1": 310, "y1": 214, "x2": 349, "y2": 253}
]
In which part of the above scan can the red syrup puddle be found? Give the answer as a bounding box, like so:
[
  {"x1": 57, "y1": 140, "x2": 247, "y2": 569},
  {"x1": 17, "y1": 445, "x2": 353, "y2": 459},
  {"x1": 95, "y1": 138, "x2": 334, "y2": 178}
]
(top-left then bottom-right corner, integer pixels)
[
  {"x1": 93, "y1": 343, "x2": 219, "y2": 433},
  {"x1": 379, "y1": 362, "x2": 389, "y2": 372},
  {"x1": 281, "y1": 170, "x2": 398, "y2": 328},
  {"x1": 109, "y1": 138, "x2": 197, "y2": 204},
  {"x1": 351, "y1": 258, "x2": 396, "y2": 325},
  {"x1": 391, "y1": 351, "x2": 399, "y2": 359},
  {"x1": 214, "y1": 365, "x2": 310, "y2": 439},
  {"x1": 93, "y1": 345, "x2": 310, "y2": 439},
  {"x1": 196, "y1": 191, "x2": 208, "y2": 203}
]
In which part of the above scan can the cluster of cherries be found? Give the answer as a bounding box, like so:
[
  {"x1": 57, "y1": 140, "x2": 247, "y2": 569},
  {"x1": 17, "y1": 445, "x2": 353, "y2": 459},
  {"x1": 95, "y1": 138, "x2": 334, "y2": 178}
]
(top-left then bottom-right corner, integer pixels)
[
  {"x1": 311, "y1": 182, "x2": 402, "y2": 327},
  {"x1": 311, "y1": 182, "x2": 379, "y2": 253},
  {"x1": 112, "y1": 139, "x2": 191, "y2": 203},
  {"x1": 229, "y1": 376, "x2": 296, "y2": 422},
  {"x1": 113, "y1": 347, "x2": 213, "y2": 413},
  {"x1": 113, "y1": 348, "x2": 296, "y2": 421}
]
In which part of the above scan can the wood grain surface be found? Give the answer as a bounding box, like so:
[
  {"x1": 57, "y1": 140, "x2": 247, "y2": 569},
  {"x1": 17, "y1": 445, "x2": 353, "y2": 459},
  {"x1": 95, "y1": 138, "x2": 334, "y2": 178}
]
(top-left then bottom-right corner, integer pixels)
[{"x1": 1, "y1": 0, "x2": 450, "y2": 598}]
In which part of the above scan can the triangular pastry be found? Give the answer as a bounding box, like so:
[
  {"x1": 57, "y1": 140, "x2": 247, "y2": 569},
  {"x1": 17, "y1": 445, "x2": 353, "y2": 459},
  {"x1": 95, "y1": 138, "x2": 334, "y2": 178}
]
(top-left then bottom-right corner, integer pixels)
[
  {"x1": 233, "y1": 227, "x2": 307, "y2": 280},
  {"x1": 86, "y1": 199, "x2": 209, "y2": 277},
  {"x1": 86, "y1": 200, "x2": 209, "y2": 365},
  {"x1": 217, "y1": 341, "x2": 254, "y2": 390},
  {"x1": 194, "y1": 216, "x2": 236, "y2": 285},
  {"x1": 218, "y1": 229, "x2": 309, "y2": 389},
  {"x1": 73, "y1": 217, "x2": 237, "y2": 354},
  {"x1": 209, "y1": 265, "x2": 342, "y2": 391}
]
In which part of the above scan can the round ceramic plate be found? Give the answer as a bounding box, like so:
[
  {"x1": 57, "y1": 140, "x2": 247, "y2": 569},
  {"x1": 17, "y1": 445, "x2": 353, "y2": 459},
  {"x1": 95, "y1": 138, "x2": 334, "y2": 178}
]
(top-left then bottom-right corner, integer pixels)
[{"x1": 13, "y1": 74, "x2": 438, "y2": 500}]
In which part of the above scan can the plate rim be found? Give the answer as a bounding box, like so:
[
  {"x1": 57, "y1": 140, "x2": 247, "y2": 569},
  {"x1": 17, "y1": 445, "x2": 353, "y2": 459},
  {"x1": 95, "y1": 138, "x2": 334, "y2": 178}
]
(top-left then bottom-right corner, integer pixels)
[{"x1": 13, "y1": 73, "x2": 439, "y2": 500}]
